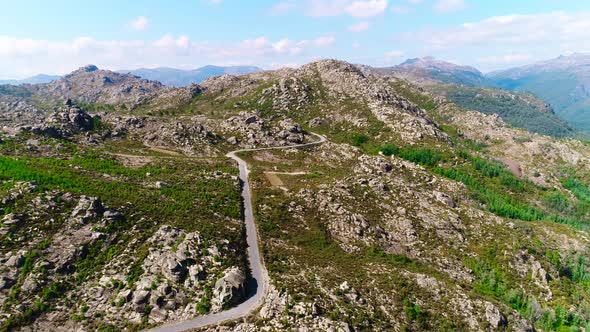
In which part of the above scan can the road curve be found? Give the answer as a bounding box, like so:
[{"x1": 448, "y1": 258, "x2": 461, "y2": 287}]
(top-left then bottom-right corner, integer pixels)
[{"x1": 146, "y1": 133, "x2": 327, "y2": 332}]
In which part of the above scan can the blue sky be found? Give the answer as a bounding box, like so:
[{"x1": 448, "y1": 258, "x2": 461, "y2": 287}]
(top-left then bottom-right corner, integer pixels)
[{"x1": 1, "y1": 0, "x2": 590, "y2": 78}]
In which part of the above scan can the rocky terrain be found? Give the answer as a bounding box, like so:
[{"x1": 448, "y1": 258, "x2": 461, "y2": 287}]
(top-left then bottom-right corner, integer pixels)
[
  {"x1": 1, "y1": 59, "x2": 590, "y2": 331},
  {"x1": 365, "y1": 59, "x2": 575, "y2": 138}
]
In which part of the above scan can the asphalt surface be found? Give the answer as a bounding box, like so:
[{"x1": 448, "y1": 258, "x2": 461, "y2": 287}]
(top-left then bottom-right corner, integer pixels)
[{"x1": 146, "y1": 133, "x2": 326, "y2": 332}]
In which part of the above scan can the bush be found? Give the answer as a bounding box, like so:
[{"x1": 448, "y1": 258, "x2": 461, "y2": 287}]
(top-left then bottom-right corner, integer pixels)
[
  {"x1": 350, "y1": 134, "x2": 369, "y2": 147},
  {"x1": 398, "y1": 148, "x2": 445, "y2": 167},
  {"x1": 379, "y1": 143, "x2": 399, "y2": 156},
  {"x1": 563, "y1": 177, "x2": 590, "y2": 203}
]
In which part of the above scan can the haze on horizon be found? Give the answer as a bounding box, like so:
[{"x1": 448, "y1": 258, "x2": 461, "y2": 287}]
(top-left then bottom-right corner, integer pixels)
[{"x1": 1, "y1": 0, "x2": 590, "y2": 79}]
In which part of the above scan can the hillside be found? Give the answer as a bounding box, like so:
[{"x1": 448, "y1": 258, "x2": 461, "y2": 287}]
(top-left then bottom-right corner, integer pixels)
[
  {"x1": 119, "y1": 65, "x2": 262, "y2": 87},
  {"x1": 367, "y1": 60, "x2": 575, "y2": 138},
  {"x1": 489, "y1": 53, "x2": 590, "y2": 132},
  {"x1": 428, "y1": 84, "x2": 575, "y2": 138},
  {"x1": 1, "y1": 60, "x2": 590, "y2": 331}
]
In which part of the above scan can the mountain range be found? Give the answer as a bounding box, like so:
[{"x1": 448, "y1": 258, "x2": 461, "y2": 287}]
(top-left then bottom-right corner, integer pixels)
[
  {"x1": 489, "y1": 53, "x2": 590, "y2": 132},
  {"x1": 3, "y1": 54, "x2": 590, "y2": 135},
  {"x1": 0, "y1": 65, "x2": 262, "y2": 88},
  {"x1": 117, "y1": 65, "x2": 262, "y2": 87},
  {"x1": 375, "y1": 56, "x2": 488, "y2": 86},
  {"x1": 2, "y1": 59, "x2": 590, "y2": 331},
  {"x1": 0, "y1": 74, "x2": 61, "y2": 85},
  {"x1": 371, "y1": 53, "x2": 590, "y2": 135}
]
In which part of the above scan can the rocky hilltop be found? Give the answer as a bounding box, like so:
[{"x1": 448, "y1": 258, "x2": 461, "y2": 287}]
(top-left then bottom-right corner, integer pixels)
[
  {"x1": 1, "y1": 59, "x2": 590, "y2": 331},
  {"x1": 25, "y1": 65, "x2": 168, "y2": 109}
]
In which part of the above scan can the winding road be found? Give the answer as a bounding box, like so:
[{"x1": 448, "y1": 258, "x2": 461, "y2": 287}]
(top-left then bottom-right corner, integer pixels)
[{"x1": 147, "y1": 133, "x2": 326, "y2": 332}]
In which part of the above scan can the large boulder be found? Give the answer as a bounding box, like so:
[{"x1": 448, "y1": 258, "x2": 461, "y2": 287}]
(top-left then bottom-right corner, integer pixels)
[
  {"x1": 71, "y1": 196, "x2": 104, "y2": 223},
  {"x1": 213, "y1": 267, "x2": 246, "y2": 310}
]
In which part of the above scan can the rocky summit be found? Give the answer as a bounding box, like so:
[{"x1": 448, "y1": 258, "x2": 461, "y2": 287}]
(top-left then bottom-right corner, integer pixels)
[{"x1": 1, "y1": 58, "x2": 590, "y2": 332}]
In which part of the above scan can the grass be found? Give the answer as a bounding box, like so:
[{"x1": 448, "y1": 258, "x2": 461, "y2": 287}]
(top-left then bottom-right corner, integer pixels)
[
  {"x1": 0, "y1": 153, "x2": 241, "y2": 236},
  {"x1": 438, "y1": 85, "x2": 574, "y2": 138},
  {"x1": 467, "y1": 245, "x2": 590, "y2": 331},
  {"x1": 369, "y1": 140, "x2": 590, "y2": 230},
  {"x1": 0, "y1": 148, "x2": 246, "y2": 331}
]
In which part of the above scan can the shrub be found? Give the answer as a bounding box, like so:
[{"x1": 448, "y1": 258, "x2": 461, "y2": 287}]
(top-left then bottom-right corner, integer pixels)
[
  {"x1": 398, "y1": 148, "x2": 444, "y2": 167},
  {"x1": 350, "y1": 134, "x2": 369, "y2": 147},
  {"x1": 379, "y1": 143, "x2": 399, "y2": 156}
]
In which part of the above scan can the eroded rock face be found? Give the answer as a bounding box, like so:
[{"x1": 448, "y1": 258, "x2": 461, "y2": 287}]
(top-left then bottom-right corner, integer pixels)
[
  {"x1": 213, "y1": 267, "x2": 246, "y2": 310},
  {"x1": 225, "y1": 112, "x2": 305, "y2": 148},
  {"x1": 23, "y1": 100, "x2": 101, "y2": 140},
  {"x1": 70, "y1": 195, "x2": 105, "y2": 223},
  {"x1": 32, "y1": 65, "x2": 167, "y2": 109},
  {"x1": 485, "y1": 302, "x2": 508, "y2": 329}
]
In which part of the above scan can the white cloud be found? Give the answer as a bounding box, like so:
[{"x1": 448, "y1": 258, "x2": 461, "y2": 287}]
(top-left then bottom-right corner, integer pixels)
[
  {"x1": 434, "y1": 0, "x2": 465, "y2": 13},
  {"x1": 305, "y1": 0, "x2": 349, "y2": 17},
  {"x1": 348, "y1": 21, "x2": 370, "y2": 32},
  {"x1": 272, "y1": 39, "x2": 297, "y2": 54},
  {"x1": 352, "y1": 42, "x2": 361, "y2": 48},
  {"x1": 270, "y1": 62, "x2": 300, "y2": 69},
  {"x1": 304, "y1": 0, "x2": 387, "y2": 17},
  {"x1": 154, "y1": 35, "x2": 190, "y2": 49},
  {"x1": 400, "y1": 12, "x2": 590, "y2": 48},
  {"x1": 0, "y1": 34, "x2": 335, "y2": 78},
  {"x1": 391, "y1": 0, "x2": 421, "y2": 14},
  {"x1": 385, "y1": 50, "x2": 405, "y2": 58},
  {"x1": 129, "y1": 16, "x2": 148, "y2": 31},
  {"x1": 313, "y1": 35, "x2": 336, "y2": 46},
  {"x1": 391, "y1": 6, "x2": 410, "y2": 14},
  {"x1": 476, "y1": 53, "x2": 533, "y2": 65},
  {"x1": 345, "y1": 0, "x2": 388, "y2": 18},
  {"x1": 271, "y1": 1, "x2": 297, "y2": 14}
]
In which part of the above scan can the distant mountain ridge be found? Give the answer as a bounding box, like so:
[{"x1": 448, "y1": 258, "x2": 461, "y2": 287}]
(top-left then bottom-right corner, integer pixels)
[
  {"x1": 488, "y1": 53, "x2": 590, "y2": 132},
  {"x1": 364, "y1": 57, "x2": 576, "y2": 137},
  {"x1": 0, "y1": 65, "x2": 263, "y2": 88},
  {"x1": 377, "y1": 56, "x2": 489, "y2": 86},
  {"x1": 118, "y1": 65, "x2": 263, "y2": 87},
  {"x1": 0, "y1": 74, "x2": 61, "y2": 85}
]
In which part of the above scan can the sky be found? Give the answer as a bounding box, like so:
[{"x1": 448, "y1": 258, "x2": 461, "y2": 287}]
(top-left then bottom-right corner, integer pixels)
[{"x1": 1, "y1": 0, "x2": 590, "y2": 78}]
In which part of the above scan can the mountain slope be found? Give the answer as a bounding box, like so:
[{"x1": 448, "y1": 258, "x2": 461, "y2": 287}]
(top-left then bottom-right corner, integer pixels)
[
  {"x1": 428, "y1": 84, "x2": 575, "y2": 137},
  {"x1": 367, "y1": 60, "x2": 575, "y2": 138},
  {"x1": 119, "y1": 65, "x2": 262, "y2": 87},
  {"x1": 1, "y1": 59, "x2": 590, "y2": 331},
  {"x1": 489, "y1": 53, "x2": 590, "y2": 132}
]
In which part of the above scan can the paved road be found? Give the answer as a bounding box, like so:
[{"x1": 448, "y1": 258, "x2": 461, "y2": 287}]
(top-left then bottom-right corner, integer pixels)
[{"x1": 147, "y1": 133, "x2": 327, "y2": 332}]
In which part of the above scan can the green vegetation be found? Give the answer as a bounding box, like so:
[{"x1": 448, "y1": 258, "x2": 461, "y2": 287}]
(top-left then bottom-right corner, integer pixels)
[
  {"x1": 78, "y1": 102, "x2": 117, "y2": 113},
  {"x1": 1, "y1": 282, "x2": 66, "y2": 331},
  {"x1": 375, "y1": 140, "x2": 590, "y2": 229},
  {"x1": 467, "y1": 246, "x2": 590, "y2": 331},
  {"x1": 196, "y1": 285, "x2": 212, "y2": 314},
  {"x1": 0, "y1": 85, "x2": 33, "y2": 98},
  {"x1": 0, "y1": 153, "x2": 240, "y2": 237},
  {"x1": 439, "y1": 85, "x2": 574, "y2": 137},
  {"x1": 0, "y1": 144, "x2": 245, "y2": 331},
  {"x1": 389, "y1": 80, "x2": 437, "y2": 112},
  {"x1": 490, "y1": 71, "x2": 590, "y2": 132}
]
